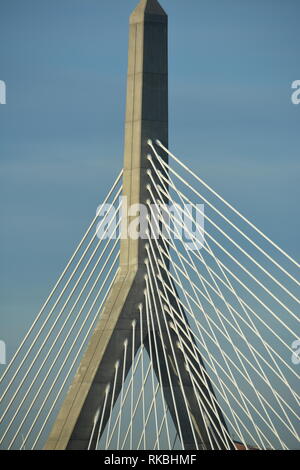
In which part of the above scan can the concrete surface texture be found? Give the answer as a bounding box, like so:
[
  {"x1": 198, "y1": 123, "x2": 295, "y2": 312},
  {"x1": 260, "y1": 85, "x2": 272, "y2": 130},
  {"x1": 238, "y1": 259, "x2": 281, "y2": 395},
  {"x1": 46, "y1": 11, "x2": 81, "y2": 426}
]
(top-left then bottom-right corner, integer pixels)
[{"x1": 45, "y1": 0, "x2": 168, "y2": 450}]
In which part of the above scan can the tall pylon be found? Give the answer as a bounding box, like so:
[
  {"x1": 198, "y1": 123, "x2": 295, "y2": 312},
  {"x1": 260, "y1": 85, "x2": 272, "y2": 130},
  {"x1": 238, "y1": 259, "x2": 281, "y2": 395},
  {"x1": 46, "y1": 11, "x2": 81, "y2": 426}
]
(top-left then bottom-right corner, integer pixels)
[{"x1": 45, "y1": 0, "x2": 230, "y2": 450}]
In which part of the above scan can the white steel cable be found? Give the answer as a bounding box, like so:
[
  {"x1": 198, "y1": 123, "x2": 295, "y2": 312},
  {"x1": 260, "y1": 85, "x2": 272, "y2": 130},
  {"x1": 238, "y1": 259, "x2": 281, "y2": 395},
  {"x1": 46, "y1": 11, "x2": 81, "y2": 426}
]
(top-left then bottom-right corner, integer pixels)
[
  {"x1": 148, "y1": 218, "x2": 253, "y2": 450},
  {"x1": 153, "y1": 408, "x2": 170, "y2": 450},
  {"x1": 157, "y1": 245, "x2": 300, "y2": 410},
  {"x1": 161, "y1": 268, "x2": 300, "y2": 431},
  {"x1": 150, "y1": 147, "x2": 300, "y2": 290},
  {"x1": 182, "y1": 347, "x2": 268, "y2": 449},
  {"x1": 146, "y1": 177, "x2": 257, "y2": 448},
  {"x1": 150, "y1": 143, "x2": 300, "y2": 296},
  {"x1": 146, "y1": 240, "x2": 235, "y2": 450},
  {"x1": 0, "y1": 186, "x2": 122, "y2": 405},
  {"x1": 88, "y1": 409, "x2": 100, "y2": 450},
  {"x1": 156, "y1": 231, "x2": 300, "y2": 385},
  {"x1": 147, "y1": 239, "x2": 224, "y2": 449},
  {"x1": 145, "y1": 228, "x2": 245, "y2": 449},
  {"x1": 144, "y1": 283, "x2": 160, "y2": 450},
  {"x1": 158, "y1": 243, "x2": 300, "y2": 409},
  {"x1": 157, "y1": 257, "x2": 300, "y2": 424},
  {"x1": 159, "y1": 283, "x2": 299, "y2": 445},
  {"x1": 200, "y1": 238, "x2": 299, "y2": 437},
  {"x1": 136, "y1": 382, "x2": 160, "y2": 450},
  {"x1": 150, "y1": 181, "x2": 299, "y2": 342},
  {"x1": 29, "y1": 267, "x2": 118, "y2": 451},
  {"x1": 118, "y1": 361, "x2": 153, "y2": 450},
  {"x1": 105, "y1": 361, "x2": 119, "y2": 450},
  {"x1": 146, "y1": 182, "x2": 300, "y2": 419},
  {"x1": 1, "y1": 208, "x2": 122, "y2": 428},
  {"x1": 188, "y1": 373, "x2": 224, "y2": 450},
  {"x1": 140, "y1": 266, "x2": 185, "y2": 449},
  {"x1": 1, "y1": 233, "x2": 121, "y2": 441},
  {"x1": 145, "y1": 262, "x2": 174, "y2": 450},
  {"x1": 151, "y1": 167, "x2": 295, "y2": 446},
  {"x1": 25, "y1": 264, "x2": 119, "y2": 450},
  {"x1": 163, "y1": 301, "x2": 264, "y2": 449},
  {"x1": 13, "y1": 255, "x2": 119, "y2": 450},
  {"x1": 95, "y1": 385, "x2": 110, "y2": 450},
  {"x1": 176, "y1": 328, "x2": 287, "y2": 449},
  {"x1": 130, "y1": 321, "x2": 136, "y2": 450},
  {"x1": 150, "y1": 171, "x2": 298, "y2": 324},
  {"x1": 109, "y1": 351, "x2": 151, "y2": 450},
  {"x1": 153, "y1": 140, "x2": 300, "y2": 270},
  {"x1": 150, "y1": 156, "x2": 299, "y2": 304},
  {"x1": 170, "y1": 240, "x2": 285, "y2": 449},
  {"x1": 139, "y1": 305, "x2": 146, "y2": 450},
  {"x1": 145, "y1": 247, "x2": 194, "y2": 449},
  {"x1": 0, "y1": 171, "x2": 122, "y2": 387},
  {"x1": 144, "y1": 238, "x2": 199, "y2": 450},
  {"x1": 145, "y1": 190, "x2": 260, "y2": 450},
  {"x1": 164, "y1": 298, "x2": 275, "y2": 449},
  {"x1": 105, "y1": 347, "x2": 148, "y2": 448},
  {"x1": 151, "y1": 178, "x2": 298, "y2": 406},
  {"x1": 117, "y1": 340, "x2": 128, "y2": 450},
  {"x1": 119, "y1": 361, "x2": 156, "y2": 450}
]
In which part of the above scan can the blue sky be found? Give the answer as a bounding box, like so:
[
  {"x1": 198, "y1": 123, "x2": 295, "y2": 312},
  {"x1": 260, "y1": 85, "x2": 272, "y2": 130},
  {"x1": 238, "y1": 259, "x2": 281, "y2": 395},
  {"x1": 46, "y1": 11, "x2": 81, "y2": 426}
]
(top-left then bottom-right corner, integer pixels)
[{"x1": 0, "y1": 0, "x2": 299, "y2": 366}]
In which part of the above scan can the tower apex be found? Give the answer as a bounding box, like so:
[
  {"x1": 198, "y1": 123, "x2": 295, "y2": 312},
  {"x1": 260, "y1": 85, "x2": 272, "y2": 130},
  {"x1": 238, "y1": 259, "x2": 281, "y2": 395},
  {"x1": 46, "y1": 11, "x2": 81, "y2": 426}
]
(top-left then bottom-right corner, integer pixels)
[{"x1": 130, "y1": 0, "x2": 167, "y2": 24}]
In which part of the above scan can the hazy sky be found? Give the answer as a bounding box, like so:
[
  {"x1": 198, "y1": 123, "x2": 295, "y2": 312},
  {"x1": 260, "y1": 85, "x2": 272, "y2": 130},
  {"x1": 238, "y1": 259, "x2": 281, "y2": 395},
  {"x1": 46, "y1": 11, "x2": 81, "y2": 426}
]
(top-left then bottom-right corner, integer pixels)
[{"x1": 0, "y1": 0, "x2": 299, "y2": 371}]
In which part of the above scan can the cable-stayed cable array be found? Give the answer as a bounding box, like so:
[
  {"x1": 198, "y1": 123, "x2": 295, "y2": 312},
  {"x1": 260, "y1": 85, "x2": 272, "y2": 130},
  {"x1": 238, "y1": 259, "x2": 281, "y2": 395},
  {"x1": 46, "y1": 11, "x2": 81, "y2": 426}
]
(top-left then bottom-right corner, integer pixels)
[
  {"x1": 0, "y1": 172, "x2": 123, "y2": 450},
  {"x1": 0, "y1": 141, "x2": 299, "y2": 450}
]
